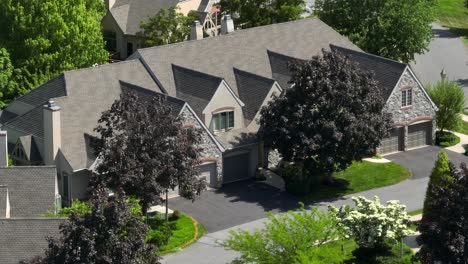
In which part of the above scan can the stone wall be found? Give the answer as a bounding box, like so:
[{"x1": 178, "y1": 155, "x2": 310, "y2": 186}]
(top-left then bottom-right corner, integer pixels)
[
  {"x1": 180, "y1": 107, "x2": 223, "y2": 187},
  {"x1": 384, "y1": 69, "x2": 437, "y2": 149}
]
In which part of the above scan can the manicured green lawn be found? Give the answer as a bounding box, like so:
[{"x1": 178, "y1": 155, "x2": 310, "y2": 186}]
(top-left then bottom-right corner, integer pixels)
[
  {"x1": 434, "y1": 0, "x2": 468, "y2": 45},
  {"x1": 158, "y1": 214, "x2": 206, "y2": 255},
  {"x1": 408, "y1": 208, "x2": 423, "y2": 216},
  {"x1": 306, "y1": 161, "x2": 411, "y2": 201},
  {"x1": 454, "y1": 120, "x2": 468, "y2": 135}
]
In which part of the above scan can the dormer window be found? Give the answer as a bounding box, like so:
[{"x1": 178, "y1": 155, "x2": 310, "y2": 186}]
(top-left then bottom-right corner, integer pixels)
[
  {"x1": 213, "y1": 111, "x2": 234, "y2": 131},
  {"x1": 402, "y1": 89, "x2": 412, "y2": 107}
]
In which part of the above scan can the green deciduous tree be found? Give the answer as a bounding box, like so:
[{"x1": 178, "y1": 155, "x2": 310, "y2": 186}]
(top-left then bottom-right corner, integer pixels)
[
  {"x1": 259, "y1": 50, "x2": 392, "y2": 184},
  {"x1": 315, "y1": 0, "x2": 434, "y2": 63},
  {"x1": 141, "y1": 6, "x2": 198, "y2": 47},
  {"x1": 0, "y1": 48, "x2": 16, "y2": 108},
  {"x1": 22, "y1": 187, "x2": 160, "y2": 264},
  {"x1": 221, "y1": 205, "x2": 348, "y2": 264},
  {"x1": 93, "y1": 92, "x2": 206, "y2": 215},
  {"x1": 218, "y1": 0, "x2": 306, "y2": 29},
  {"x1": 418, "y1": 161, "x2": 468, "y2": 263},
  {"x1": 427, "y1": 79, "x2": 465, "y2": 132},
  {"x1": 0, "y1": 0, "x2": 108, "y2": 102}
]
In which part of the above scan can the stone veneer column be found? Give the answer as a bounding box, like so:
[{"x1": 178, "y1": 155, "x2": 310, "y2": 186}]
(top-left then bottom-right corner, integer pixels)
[{"x1": 403, "y1": 126, "x2": 409, "y2": 151}]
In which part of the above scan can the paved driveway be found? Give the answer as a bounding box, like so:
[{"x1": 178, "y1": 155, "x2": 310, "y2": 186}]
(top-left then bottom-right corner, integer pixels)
[
  {"x1": 385, "y1": 146, "x2": 468, "y2": 179},
  {"x1": 170, "y1": 146, "x2": 468, "y2": 233},
  {"x1": 168, "y1": 181, "x2": 300, "y2": 233}
]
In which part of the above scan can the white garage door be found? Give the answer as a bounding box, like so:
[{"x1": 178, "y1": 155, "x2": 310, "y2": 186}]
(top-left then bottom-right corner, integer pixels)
[
  {"x1": 379, "y1": 128, "x2": 403, "y2": 154},
  {"x1": 408, "y1": 122, "x2": 431, "y2": 149}
]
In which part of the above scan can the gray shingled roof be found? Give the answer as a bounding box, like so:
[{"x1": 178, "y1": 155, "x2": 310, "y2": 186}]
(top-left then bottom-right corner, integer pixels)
[
  {"x1": 110, "y1": 0, "x2": 180, "y2": 35},
  {"x1": 330, "y1": 45, "x2": 407, "y2": 100},
  {"x1": 0, "y1": 218, "x2": 63, "y2": 264},
  {"x1": 172, "y1": 64, "x2": 223, "y2": 117},
  {"x1": 132, "y1": 18, "x2": 361, "y2": 97},
  {"x1": 18, "y1": 135, "x2": 42, "y2": 164},
  {"x1": 267, "y1": 50, "x2": 305, "y2": 89},
  {"x1": 234, "y1": 68, "x2": 276, "y2": 126},
  {"x1": 0, "y1": 188, "x2": 6, "y2": 218},
  {"x1": 3, "y1": 106, "x2": 44, "y2": 138},
  {"x1": 120, "y1": 80, "x2": 186, "y2": 114},
  {"x1": 2, "y1": 60, "x2": 161, "y2": 170},
  {"x1": 0, "y1": 166, "x2": 56, "y2": 218}
]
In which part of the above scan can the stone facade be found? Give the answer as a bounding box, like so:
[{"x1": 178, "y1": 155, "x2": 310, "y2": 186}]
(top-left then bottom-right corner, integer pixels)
[
  {"x1": 384, "y1": 68, "x2": 437, "y2": 150},
  {"x1": 180, "y1": 107, "x2": 223, "y2": 187}
]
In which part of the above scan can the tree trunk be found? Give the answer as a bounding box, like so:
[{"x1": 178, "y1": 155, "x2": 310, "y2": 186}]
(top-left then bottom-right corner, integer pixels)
[
  {"x1": 165, "y1": 189, "x2": 169, "y2": 222},
  {"x1": 323, "y1": 172, "x2": 334, "y2": 185}
]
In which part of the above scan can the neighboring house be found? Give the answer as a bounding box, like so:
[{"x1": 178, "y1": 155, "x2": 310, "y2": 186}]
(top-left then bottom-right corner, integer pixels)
[
  {"x1": 0, "y1": 18, "x2": 437, "y2": 203},
  {"x1": 0, "y1": 132, "x2": 63, "y2": 264},
  {"x1": 0, "y1": 131, "x2": 58, "y2": 218},
  {"x1": 101, "y1": 0, "x2": 219, "y2": 60}
]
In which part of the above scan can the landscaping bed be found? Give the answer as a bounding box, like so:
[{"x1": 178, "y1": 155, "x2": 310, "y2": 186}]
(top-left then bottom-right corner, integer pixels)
[
  {"x1": 146, "y1": 212, "x2": 206, "y2": 255},
  {"x1": 279, "y1": 161, "x2": 411, "y2": 201},
  {"x1": 435, "y1": 131, "x2": 461, "y2": 147},
  {"x1": 328, "y1": 240, "x2": 417, "y2": 264}
]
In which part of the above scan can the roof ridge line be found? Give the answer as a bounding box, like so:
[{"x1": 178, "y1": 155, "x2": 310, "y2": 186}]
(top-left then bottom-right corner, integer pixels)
[
  {"x1": 119, "y1": 80, "x2": 187, "y2": 104},
  {"x1": 137, "y1": 18, "x2": 322, "y2": 53},
  {"x1": 330, "y1": 44, "x2": 407, "y2": 67},
  {"x1": 233, "y1": 67, "x2": 276, "y2": 84},
  {"x1": 172, "y1": 63, "x2": 224, "y2": 81}
]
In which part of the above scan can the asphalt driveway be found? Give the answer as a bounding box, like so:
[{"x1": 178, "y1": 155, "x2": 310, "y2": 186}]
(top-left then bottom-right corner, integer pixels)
[
  {"x1": 169, "y1": 146, "x2": 468, "y2": 233},
  {"x1": 385, "y1": 146, "x2": 468, "y2": 179},
  {"x1": 168, "y1": 180, "x2": 300, "y2": 233}
]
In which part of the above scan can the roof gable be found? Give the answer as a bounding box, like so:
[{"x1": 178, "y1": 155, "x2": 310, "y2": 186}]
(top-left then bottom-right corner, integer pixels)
[
  {"x1": 110, "y1": 0, "x2": 180, "y2": 35},
  {"x1": 234, "y1": 68, "x2": 277, "y2": 126},
  {"x1": 330, "y1": 45, "x2": 407, "y2": 100}
]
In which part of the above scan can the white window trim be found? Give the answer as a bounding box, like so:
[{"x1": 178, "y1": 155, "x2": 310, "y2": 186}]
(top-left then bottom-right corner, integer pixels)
[
  {"x1": 212, "y1": 110, "x2": 235, "y2": 132},
  {"x1": 402, "y1": 89, "x2": 413, "y2": 107}
]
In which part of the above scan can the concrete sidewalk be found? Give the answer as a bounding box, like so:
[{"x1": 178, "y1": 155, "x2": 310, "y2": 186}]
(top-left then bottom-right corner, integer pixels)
[{"x1": 162, "y1": 177, "x2": 429, "y2": 264}]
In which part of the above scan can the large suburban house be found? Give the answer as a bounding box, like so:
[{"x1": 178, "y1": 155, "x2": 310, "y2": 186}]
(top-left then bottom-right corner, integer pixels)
[
  {"x1": 0, "y1": 18, "x2": 437, "y2": 204},
  {"x1": 102, "y1": 0, "x2": 220, "y2": 60}
]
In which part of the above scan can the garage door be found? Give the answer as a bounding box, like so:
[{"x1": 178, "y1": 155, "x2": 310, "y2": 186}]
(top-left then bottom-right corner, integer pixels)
[
  {"x1": 168, "y1": 163, "x2": 217, "y2": 198},
  {"x1": 223, "y1": 153, "x2": 250, "y2": 184},
  {"x1": 408, "y1": 122, "x2": 431, "y2": 149},
  {"x1": 379, "y1": 128, "x2": 403, "y2": 154},
  {"x1": 199, "y1": 163, "x2": 217, "y2": 188}
]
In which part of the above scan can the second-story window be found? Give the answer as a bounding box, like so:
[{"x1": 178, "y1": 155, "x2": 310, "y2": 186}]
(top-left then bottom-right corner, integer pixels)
[
  {"x1": 402, "y1": 89, "x2": 412, "y2": 107},
  {"x1": 213, "y1": 111, "x2": 234, "y2": 131}
]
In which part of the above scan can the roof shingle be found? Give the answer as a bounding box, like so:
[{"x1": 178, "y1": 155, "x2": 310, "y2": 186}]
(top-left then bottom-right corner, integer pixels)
[{"x1": 0, "y1": 166, "x2": 57, "y2": 218}]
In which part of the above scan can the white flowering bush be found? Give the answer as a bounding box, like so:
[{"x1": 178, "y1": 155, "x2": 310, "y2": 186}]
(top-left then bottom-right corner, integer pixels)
[{"x1": 329, "y1": 196, "x2": 412, "y2": 249}]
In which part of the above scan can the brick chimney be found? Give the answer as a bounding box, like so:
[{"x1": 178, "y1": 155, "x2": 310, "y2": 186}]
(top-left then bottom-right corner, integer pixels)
[
  {"x1": 190, "y1": 20, "x2": 204, "y2": 40},
  {"x1": 105, "y1": 0, "x2": 116, "y2": 10},
  {"x1": 0, "y1": 131, "x2": 7, "y2": 167},
  {"x1": 221, "y1": 15, "x2": 235, "y2": 34},
  {"x1": 43, "y1": 100, "x2": 61, "y2": 165}
]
